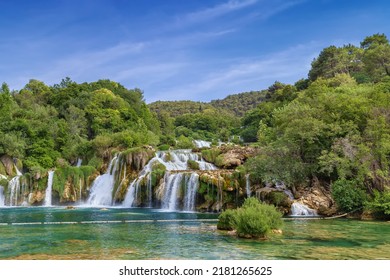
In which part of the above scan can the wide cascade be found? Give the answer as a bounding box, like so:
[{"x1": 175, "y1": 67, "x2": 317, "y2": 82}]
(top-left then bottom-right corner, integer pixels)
[
  {"x1": 86, "y1": 156, "x2": 119, "y2": 206},
  {"x1": 43, "y1": 171, "x2": 55, "y2": 207},
  {"x1": 122, "y1": 149, "x2": 216, "y2": 211}
]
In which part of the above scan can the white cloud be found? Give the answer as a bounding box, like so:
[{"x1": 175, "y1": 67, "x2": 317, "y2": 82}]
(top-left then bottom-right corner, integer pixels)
[{"x1": 180, "y1": 0, "x2": 258, "y2": 24}]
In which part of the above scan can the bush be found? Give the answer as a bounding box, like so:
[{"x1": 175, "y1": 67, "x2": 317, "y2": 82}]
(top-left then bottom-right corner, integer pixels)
[
  {"x1": 217, "y1": 209, "x2": 237, "y2": 230},
  {"x1": 187, "y1": 159, "x2": 200, "y2": 170},
  {"x1": 158, "y1": 144, "x2": 170, "y2": 151},
  {"x1": 331, "y1": 179, "x2": 366, "y2": 212},
  {"x1": 365, "y1": 190, "x2": 390, "y2": 217},
  {"x1": 176, "y1": 135, "x2": 194, "y2": 149},
  {"x1": 217, "y1": 197, "x2": 283, "y2": 238}
]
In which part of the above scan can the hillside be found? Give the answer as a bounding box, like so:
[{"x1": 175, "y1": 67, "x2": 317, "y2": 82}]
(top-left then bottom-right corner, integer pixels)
[
  {"x1": 210, "y1": 90, "x2": 267, "y2": 117},
  {"x1": 149, "y1": 90, "x2": 267, "y2": 118},
  {"x1": 148, "y1": 100, "x2": 213, "y2": 117}
]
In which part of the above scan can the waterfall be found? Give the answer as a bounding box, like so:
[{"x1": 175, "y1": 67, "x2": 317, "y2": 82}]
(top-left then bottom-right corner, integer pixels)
[
  {"x1": 76, "y1": 158, "x2": 82, "y2": 167},
  {"x1": 245, "y1": 174, "x2": 251, "y2": 197},
  {"x1": 0, "y1": 185, "x2": 5, "y2": 206},
  {"x1": 8, "y1": 166, "x2": 22, "y2": 206},
  {"x1": 291, "y1": 202, "x2": 318, "y2": 216},
  {"x1": 86, "y1": 156, "x2": 119, "y2": 206},
  {"x1": 162, "y1": 172, "x2": 183, "y2": 211},
  {"x1": 122, "y1": 149, "x2": 216, "y2": 208},
  {"x1": 193, "y1": 140, "x2": 211, "y2": 148},
  {"x1": 121, "y1": 157, "x2": 157, "y2": 207},
  {"x1": 147, "y1": 174, "x2": 153, "y2": 207},
  {"x1": 183, "y1": 173, "x2": 199, "y2": 212},
  {"x1": 44, "y1": 171, "x2": 55, "y2": 206}
]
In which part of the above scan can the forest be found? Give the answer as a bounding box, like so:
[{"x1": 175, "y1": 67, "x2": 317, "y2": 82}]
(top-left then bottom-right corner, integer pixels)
[{"x1": 1, "y1": 33, "x2": 390, "y2": 218}]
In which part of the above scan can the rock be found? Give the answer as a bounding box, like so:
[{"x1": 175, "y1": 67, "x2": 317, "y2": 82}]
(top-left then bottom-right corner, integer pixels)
[
  {"x1": 66, "y1": 206, "x2": 76, "y2": 210},
  {"x1": 28, "y1": 191, "x2": 45, "y2": 205},
  {"x1": 272, "y1": 229, "x2": 283, "y2": 234},
  {"x1": 0, "y1": 155, "x2": 15, "y2": 176},
  {"x1": 215, "y1": 146, "x2": 258, "y2": 169},
  {"x1": 294, "y1": 178, "x2": 337, "y2": 216}
]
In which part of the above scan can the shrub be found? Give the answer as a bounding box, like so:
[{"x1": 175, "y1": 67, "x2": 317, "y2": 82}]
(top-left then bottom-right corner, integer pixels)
[
  {"x1": 217, "y1": 197, "x2": 283, "y2": 238},
  {"x1": 365, "y1": 190, "x2": 390, "y2": 217},
  {"x1": 158, "y1": 144, "x2": 170, "y2": 151},
  {"x1": 217, "y1": 209, "x2": 237, "y2": 230},
  {"x1": 331, "y1": 179, "x2": 366, "y2": 212},
  {"x1": 187, "y1": 159, "x2": 200, "y2": 170}
]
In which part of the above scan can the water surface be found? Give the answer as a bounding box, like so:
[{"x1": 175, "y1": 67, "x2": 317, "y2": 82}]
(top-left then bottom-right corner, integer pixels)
[{"x1": 0, "y1": 207, "x2": 389, "y2": 260}]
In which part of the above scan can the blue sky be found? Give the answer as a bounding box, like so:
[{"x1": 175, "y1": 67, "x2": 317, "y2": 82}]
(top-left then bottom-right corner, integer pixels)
[{"x1": 1, "y1": 0, "x2": 389, "y2": 103}]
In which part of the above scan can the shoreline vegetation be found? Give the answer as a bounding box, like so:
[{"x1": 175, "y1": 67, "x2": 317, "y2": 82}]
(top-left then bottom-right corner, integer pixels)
[{"x1": 1, "y1": 33, "x2": 390, "y2": 223}]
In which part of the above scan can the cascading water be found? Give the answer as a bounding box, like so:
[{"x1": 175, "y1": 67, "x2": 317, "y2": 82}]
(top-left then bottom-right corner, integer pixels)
[
  {"x1": 183, "y1": 173, "x2": 199, "y2": 211},
  {"x1": 245, "y1": 174, "x2": 251, "y2": 197},
  {"x1": 291, "y1": 202, "x2": 318, "y2": 216},
  {"x1": 275, "y1": 182, "x2": 294, "y2": 200},
  {"x1": 0, "y1": 185, "x2": 5, "y2": 206},
  {"x1": 122, "y1": 149, "x2": 217, "y2": 209},
  {"x1": 8, "y1": 166, "x2": 22, "y2": 206},
  {"x1": 44, "y1": 171, "x2": 55, "y2": 206},
  {"x1": 193, "y1": 140, "x2": 211, "y2": 148},
  {"x1": 86, "y1": 156, "x2": 119, "y2": 206},
  {"x1": 76, "y1": 158, "x2": 82, "y2": 167},
  {"x1": 161, "y1": 172, "x2": 184, "y2": 211}
]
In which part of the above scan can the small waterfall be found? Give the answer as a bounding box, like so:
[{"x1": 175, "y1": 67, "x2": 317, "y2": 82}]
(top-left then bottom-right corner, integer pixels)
[
  {"x1": 193, "y1": 140, "x2": 211, "y2": 148},
  {"x1": 183, "y1": 173, "x2": 199, "y2": 211},
  {"x1": 44, "y1": 171, "x2": 55, "y2": 206},
  {"x1": 245, "y1": 174, "x2": 251, "y2": 197},
  {"x1": 156, "y1": 150, "x2": 216, "y2": 171},
  {"x1": 162, "y1": 172, "x2": 183, "y2": 211},
  {"x1": 0, "y1": 185, "x2": 5, "y2": 206},
  {"x1": 76, "y1": 158, "x2": 82, "y2": 167},
  {"x1": 291, "y1": 202, "x2": 318, "y2": 216},
  {"x1": 8, "y1": 166, "x2": 22, "y2": 206},
  {"x1": 275, "y1": 182, "x2": 294, "y2": 200},
  {"x1": 147, "y1": 174, "x2": 153, "y2": 207},
  {"x1": 87, "y1": 156, "x2": 119, "y2": 206}
]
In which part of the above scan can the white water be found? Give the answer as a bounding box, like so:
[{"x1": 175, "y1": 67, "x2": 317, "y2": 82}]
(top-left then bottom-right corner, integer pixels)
[
  {"x1": 193, "y1": 140, "x2": 211, "y2": 148},
  {"x1": 183, "y1": 173, "x2": 199, "y2": 211},
  {"x1": 87, "y1": 156, "x2": 119, "y2": 206},
  {"x1": 44, "y1": 171, "x2": 55, "y2": 206},
  {"x1": 76, "y1": 158, "x2": 82, "y2": 167},
  {"x1": 245, "y1": 174, "x2": 251, "y2": 197},
  {"x1": 8, "y1": 166, "x2": 22, "y2": 206},
  {"x1": 162, "y1": 172, "x2": 184, "y2": 211},
  {"x1": 0, "y1": 185, "x2": 5, "y2": 206},
  {"x1": 122, "y1": 149, "x2": 216, "y2": 208},
  {"x1": 291, "y1": 202, "x2": 318, "y2": 216}
]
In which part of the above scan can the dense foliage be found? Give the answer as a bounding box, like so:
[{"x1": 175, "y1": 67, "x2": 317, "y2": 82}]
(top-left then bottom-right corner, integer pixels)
[
  {"x1": 244, "y1": 33, "x2": 390, "y2": 216},
  {"x1": 0, "y1": 79, "x2": 160, "y2": 173}
]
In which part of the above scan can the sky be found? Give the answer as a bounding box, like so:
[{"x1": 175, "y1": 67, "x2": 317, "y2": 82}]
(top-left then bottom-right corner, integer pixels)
[{"x1": 1, "y1": 0, "x2": 389, "y2": 103}]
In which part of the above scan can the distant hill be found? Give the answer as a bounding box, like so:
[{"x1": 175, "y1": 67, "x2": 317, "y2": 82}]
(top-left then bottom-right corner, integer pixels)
[
  {"x1": 148, "y1": 100, "x2": 214, "y2": 117},
  {"x1": 149, "y1": 90, "x2": 266, "y2": 118},
  {"x1": 210, "y1": 90, "x2": 267, "y2": 117}
]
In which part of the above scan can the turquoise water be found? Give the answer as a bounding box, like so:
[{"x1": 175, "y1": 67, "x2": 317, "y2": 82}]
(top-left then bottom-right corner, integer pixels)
[{"x1": 0, "y1": 207, "x2": 389, "y2": 260}]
